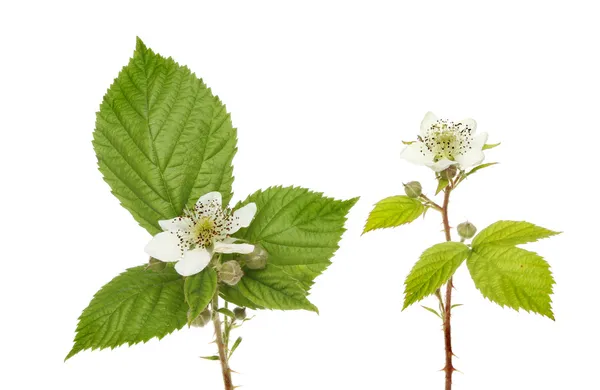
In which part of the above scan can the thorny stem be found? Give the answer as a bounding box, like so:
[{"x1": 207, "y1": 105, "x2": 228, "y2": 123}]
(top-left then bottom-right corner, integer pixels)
[
  {"x1": 212, "y1": 292, "x2": 234, "y2": 390},
  {"x1": 441, "y1": 186, "x2": 454, "y2": 390}
]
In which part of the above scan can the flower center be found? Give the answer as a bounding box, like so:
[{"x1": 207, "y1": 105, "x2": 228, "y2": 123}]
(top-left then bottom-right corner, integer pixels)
[
  {"x1": 420, "y1": 119, "x2": 474, "y2": 162},
  {"x1": 192, "y1": 216, "x2": 216, "y2": 246}
]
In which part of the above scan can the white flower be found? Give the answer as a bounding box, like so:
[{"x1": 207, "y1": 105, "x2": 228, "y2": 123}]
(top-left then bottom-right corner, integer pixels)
[
  {"x1": 144, "y1": 192, "x2": 257, "y2": 277},
  {"x1": 401, "y1": 112, "x2": 489, "y2": 172}
]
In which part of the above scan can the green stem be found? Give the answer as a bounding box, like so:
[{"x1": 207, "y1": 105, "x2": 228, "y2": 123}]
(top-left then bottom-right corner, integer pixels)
[
  {"x1": 441, "y1": 187, "x2": 455, "y2": 390},
  {"x1": 212, "y1": 292, "x2": 234, "y2": 390}
]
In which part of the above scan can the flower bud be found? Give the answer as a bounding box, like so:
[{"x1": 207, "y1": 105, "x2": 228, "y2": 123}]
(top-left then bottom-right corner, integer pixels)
[
  {"x1": 219, "y1": 261, "x2": 244, "y2": 286},
  {"x1": 440, "y1": 166, "x2": 458, "y2": 180},
  {"x1": 241, "y1": 244, "x2": 268, "y2": 270},
  {"x1": 404, "y1": 181, "x2": 422, "y2": 198},
  {"x1": 457, "y1": 221, "x2": 477, "y2": 239},
  {"x1": 190, "y1": 308, "x2": 212, "y2": 328},
  {"x1": 233, "y1": 307, "x2": 247, "y2": 320}
]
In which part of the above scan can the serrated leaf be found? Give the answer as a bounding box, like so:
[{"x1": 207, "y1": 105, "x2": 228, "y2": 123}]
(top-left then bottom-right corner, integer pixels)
[
  {"x1": 66, "y1": 264, "x2": 187, "y2": 360},
  {"x1": 482, "y1": 142, "x2": 501, "y2": 150},
  {"x1": 236, "y1": 265, "x2": 318, "y2": 312},
  {"x1": 472, "y1": 221, "x2": 560, "y2": 249},
  {"x1": 230, "y1": 186, "x2": 357, "y2": 292},
  {"x1": 436, "y1": 178, "x2": 449, "y2": 195},
  {"x1": 93, "y1": 37, "x2": 237, "y2": 235},
  {"x1": 467, "y1": 245, "x2": 554, "y2": 319},
  {"x1": 363, "y1": 196, "x2": 424, "y2": 234},
  {"x1": 421, "y1": 305, "x2": 442, "y2": 319},
  {"x1": 466, "y1": 162, "x2": 498, "y2": 177},
  {"x1": 403, "y1": 242, "x2": 470, "y2": 309},
  {"x1": 219, "y1": 285, "x2": 264, "y2": 310},
  {"x1": 184, "y1": 268, "x2": 217, "y2": 325}
]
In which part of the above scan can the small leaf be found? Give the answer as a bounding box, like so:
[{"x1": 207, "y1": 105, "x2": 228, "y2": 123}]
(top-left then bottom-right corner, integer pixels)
[
  {"x1": 201, "y1": 356, "x2": 220, "y2": 361},
  {"x1": 66, "y1": 264, "x2": 187, "y2": 360},
  {"x1": 421, "y1": 305, "x2": 442, "y2": 319},
  {"x1": 184, "y1": 268, "x2": 217, "y2": 325},
  {"x1": 436, "y1": 178, "x2": 449, "y2": 195},
  {"x1": 467, "y1": 245, "x2": 555, "y2": 319},
  {"x1": 472, "y1": 221, "x2": 560, "y2": 249},
  {"x1": 466, "y1": 162, "x2": 498, "y2": 177},
  {"x1": 402, "y1": 140, "x2": 415, "y2": 145},
  {"x1": 450, "y1": 304, "x2": 463, "y2": 309},
  {"x1": 363, "y1": 196, "x2": 424, "y2": 234},
  {"x1": 237, "y1": 265, "x2": 318, "y2": 312},
  {"x1": 229, "y1": 337, "x2": 243, "y2": 358},
  {"x1": 403, "y1": 242, "x2": 471, "y2": 309},
  {"x1": 482, "y1": 142, "x2": 501, "y2": 150},
  {"x1": 217, "y1": 308, "x2": 235, "y2": 319}
]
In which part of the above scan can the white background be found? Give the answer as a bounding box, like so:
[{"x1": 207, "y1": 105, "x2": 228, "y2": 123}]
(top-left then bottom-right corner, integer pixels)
[{"x1": 1, "y1": 1, "x2": 598, "y2": 389}]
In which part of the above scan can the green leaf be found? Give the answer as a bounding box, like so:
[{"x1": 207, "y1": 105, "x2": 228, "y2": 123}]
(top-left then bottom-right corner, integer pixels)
[
  {"x1": 363, "y1": 196, "x2": 424, "y2": 234},
  {"x1": 229, "y1": 337, "x2": 242, "y2": 358},
  {"x1": 466, "y1": 162, "x2": 498, "y2": 177},
  {"x1": 482, "y1": 142, "x2": 501, "y2": 150},
  {"x1": 93, "y1": 37, "x2": 237, "y2": 235},
  {"x1": 436, "y1": 178, "x2": 449, "y2": 195},
  {"x1": 201, "y1": 355, "x2": 220, "y2": 361},
  {"x1": 66, "y1": 264, "x2": 187, "y2": 360},
  {"x1": 232, "y1": 186, "x2": 357, "y2": 292},
  {"x1": 467, "y1": 245, "x2": 555, "y2": 319},
  {"x1": 236, "y1": 265, "x2": 318, "y2": 312},
  {"x1": 421, "y1": 305, "x2": 442, "y2": 319},
  {"x1": 472, "y1": 221, "x2": 560, "y2": 249},
  {"x1": 402, "y1": 140, "x2": 415, "y2": 145},
  {"x1": 217, "y1": 308, "x2": 235, "y2": 318},
  {"x1": 219, "y1": 285, "x2": 264, "y2": 310},
  {"x1": 184, "y1": 268, "x2": 217, "y2": 325},
  {"x1": 403, "y1": 242, "x2": 471, "y2": 309}
]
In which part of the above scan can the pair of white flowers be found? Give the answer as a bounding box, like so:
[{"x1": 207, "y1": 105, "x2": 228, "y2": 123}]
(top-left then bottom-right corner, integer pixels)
[
  {"x1": 145, "y1": 191, "x2": 257, "y2": 277},
  {"x1": 401, "y1": 112, "x2": 488, "y2": 172}
]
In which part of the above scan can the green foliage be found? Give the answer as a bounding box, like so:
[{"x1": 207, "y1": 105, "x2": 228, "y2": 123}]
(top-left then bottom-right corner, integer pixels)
[
  {"x1": 66, "y1": 265, "x2": 187, "y2": 360},
  {"x1": 466, "y1": 162, "x2": 498, "y2": 177},
  {"x1": 467, "y1": 245, "x2": 555, "y2": 319},
  {"x1": 472, "y1": 221, "x2": 560, "y2": 248},
  {"x1": 231, "y1": 186, "x2": 357, "y2": 292},
  {"x1": 93, "y1": 38, "x2": 237, "y2": 235},
  {"x1": 237, "y1": 265, "x2": 318, "y2": 312},
  {"x1": 435, "y1": 178, "x2": 449, "y2": 195},
  {"x1": 184, "y1": 268, "x2": 217, "y2": 325},
  {"x1": 482, "y1": 142, "x2": 501, "y2": 150},
  {"x1": 421, "y1": 305, "x2": 442, "y2": 319},
  {"x1": 363, "y1": 195, "x2": 424, "y2": 234},
  {"x1": 403, "y1": 242, "x2": 470, "y2": 309}
]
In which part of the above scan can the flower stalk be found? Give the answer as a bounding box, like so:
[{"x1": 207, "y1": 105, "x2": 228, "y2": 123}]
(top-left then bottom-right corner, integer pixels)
[
  {"x1": 212, "y1": 291, "x2": 234, "y2": 390},
  {"x1": 441, "y1": 184, "x2": 454, "y2": 390}
]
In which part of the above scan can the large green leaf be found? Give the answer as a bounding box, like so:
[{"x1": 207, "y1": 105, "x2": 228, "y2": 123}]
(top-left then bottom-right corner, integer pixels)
[
  {"x1": 184, "y1": 268, "x2": 217, "y2": 325},
  {"x1": 403, "y1": 242, "x2": 471, "y2": 309},
  {"x1": 66, "y1": 264, "x2": 187, "y2": 360},
  {"x1": 93, "y1": 38, "x2": 237, "y2": 234},
  {"x1": 363, "y1": 196, "x2": 424, "y2": 234},
  {"x1": 230, "y1": 186, "x2": 357, "y2": 292},
  {"x1": 467, "y1": 245, "x2": 555, "y2": 319},
  {"x1": 236, "y1": 265, "x2": 318, "y2": 312},
  {"x1": 472, "y1": 221, "x2": 560, "y2": 249}
]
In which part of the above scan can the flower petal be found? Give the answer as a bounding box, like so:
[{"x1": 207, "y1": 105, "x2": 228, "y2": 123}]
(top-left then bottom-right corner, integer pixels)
[
  {"x1": 144, "y1": 232, "x2": 182, "y2": 262},
  {"x1": 459, "y1": 118, "x2": 477, "y2": 133},
  {"x1": 400, "y1": 142, "x2": 433, "y2": 165},
  {"x1": 228, "y1": 203, "x2": 257, "y2": 234},
  {"x1": 158, "y1": 217, "x2": 193, "y2": 232},
  {"x1": 471, "y1": 132, "x2": 488, "y2": 151},
  {"x1": 426, "y1": 158, "x2": 457, "y2": 172},
  {"x1": 174, "y1": 248, "x2": 211, "y2": 276},
  {"x1": 197, "y1": 191, "x2": 222, "y2": 208},
  {"x1": 455, "y1": 149, "x2": 485, "y2": 169},
  {"x1": 420, "y1": 111, "x2": 438, "y2": 136},
  {"x1": 214, "y1": 239, "x2": 255, "y2": 254}
]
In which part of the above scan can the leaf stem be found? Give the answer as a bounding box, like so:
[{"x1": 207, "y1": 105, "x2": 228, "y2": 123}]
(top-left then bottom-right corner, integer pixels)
[
  {"x1": 441, "y1": 187, "x2": 455, "y2": 390},
  {"x1": 212, "y1": 291, "x2": 234, "y2": 390}
]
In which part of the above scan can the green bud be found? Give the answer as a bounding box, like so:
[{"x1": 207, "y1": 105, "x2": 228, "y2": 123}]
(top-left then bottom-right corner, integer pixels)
[
  {"x1": 439, "y1": 166, "x2": 458, "y2": 180},
  {"x1": 233, "y1": 307, "x2": 247, "y2": 320},
  {"x1": 457, "y1": 221, "x2": 477, "y2": 239},
  {"x1": 219, "y1": 261, "x2": 244, "y2": 286},
  {"x1": 241, "y1": 244, "x2": 268, "y2": 270},
  {"x1": 404, "y1": 181, "x2": 422, "y2": 198},
  {"x1": 190, "y1": 308, "x2": 212, "y2": 328}
]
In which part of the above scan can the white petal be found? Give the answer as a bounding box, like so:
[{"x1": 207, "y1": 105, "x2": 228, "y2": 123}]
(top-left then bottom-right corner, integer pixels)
[
  {"x1": 158, "y1": 216, "x2": 193, "y2": 232},
  {"x1": 400, "y1": 142, "x2": 433, "y2": 165},
  {"x1": 471, "y1": 132, "x2": 488, "y2": 151},
  {"x1": 420, "y1": 111, "x2": 438, "y2": 136},
  {"x1": 196, "y1": 191, "x2": 222, "y2": 207},
  {"x1": 174, "y1": 248, "x2": 211, "y2": 276},
  {"x1": 144, "y1": 232, "x2": 182, "y2": 262},
  {"x1": 426, "y1": 159, "x2": 457, "y2": 172},
  {"x1": 459, "y1": 118, "x2": 477, "y2": 133},
  {"x1": 228, "y1": 203, "x2": 257, "y2": 234},
  {"x1": 214, "y1": 240, "x2": 255, "y2": 254},
  {"x1": 455, "y1": 150, "x2": 485, "y2": 169}
]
